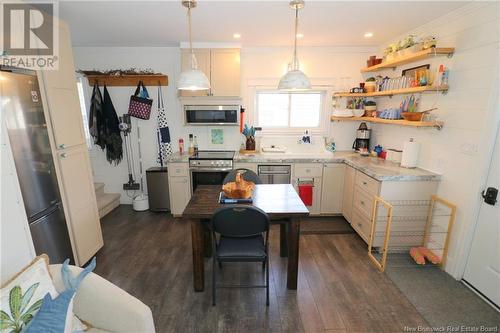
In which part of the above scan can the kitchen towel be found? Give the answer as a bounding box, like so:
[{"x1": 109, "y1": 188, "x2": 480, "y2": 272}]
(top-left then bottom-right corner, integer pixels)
[
  {"x1": 298, "y1": 182, "x2": 314, "y2": 206},
  {"x1": 401, "y1": 139, "x2": 420, "y2": 168}
]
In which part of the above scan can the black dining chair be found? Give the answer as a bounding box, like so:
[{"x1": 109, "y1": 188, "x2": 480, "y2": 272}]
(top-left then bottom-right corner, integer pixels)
[
  {"x1": 211, "y1": 205, "x2": 270, "y2": 306},
  {"x1": 222, "y1": 168, "x2": 262, "y2": 184}
]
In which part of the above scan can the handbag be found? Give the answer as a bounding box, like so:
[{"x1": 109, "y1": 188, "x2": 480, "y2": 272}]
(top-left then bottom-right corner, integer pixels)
[{"x1": 128, "y1": 81, "x2": 152, "y2": 120}]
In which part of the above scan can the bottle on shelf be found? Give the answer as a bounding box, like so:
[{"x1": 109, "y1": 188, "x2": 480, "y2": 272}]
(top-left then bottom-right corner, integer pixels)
[
  {"x1": 188, "y1": 134, "x2": 194, "y2": 154},
  {"x1": 193, "y1": 135, "x2": 199, "y2": 153},
  {"x1": 179, "y1": 138, "x2": 184, "y2": 155}
]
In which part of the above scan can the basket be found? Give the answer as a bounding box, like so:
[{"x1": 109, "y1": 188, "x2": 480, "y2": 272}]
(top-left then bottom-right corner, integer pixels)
[
  {"x1": 401, "y1": 112, "x2": 424, "y2": 121},
  {"x1": 222, "y1": 172, "x2": 255, "y2": 199}
]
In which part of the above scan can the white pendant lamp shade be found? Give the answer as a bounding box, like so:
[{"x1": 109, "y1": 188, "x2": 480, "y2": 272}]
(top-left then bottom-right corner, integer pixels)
[
  {"x1": 278, "y1": 69, "x2": 311, "y2": 91},
  {"x1": 279, "y1": 0, "x2": 311, "y2": 91},
  {"x1": 178, "y1": 68, "x2": 210, "y2": 91},
  {"x1": 177, "y1": 0, "x2": 210, "y2": 91}
]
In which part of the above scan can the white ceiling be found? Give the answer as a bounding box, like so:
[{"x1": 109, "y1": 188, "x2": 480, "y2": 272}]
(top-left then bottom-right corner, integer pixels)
[{"x1": 60, "y1": 1, "x2": 469, "y2": 47}]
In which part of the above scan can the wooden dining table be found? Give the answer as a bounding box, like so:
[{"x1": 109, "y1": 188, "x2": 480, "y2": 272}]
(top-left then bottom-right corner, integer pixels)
[{"x1": 182, "y1": 184, "x2": 309, "y2": 292}]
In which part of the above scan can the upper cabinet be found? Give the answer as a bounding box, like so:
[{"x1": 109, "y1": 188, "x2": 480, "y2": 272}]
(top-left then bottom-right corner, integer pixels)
[
  {"x1": 39, "y1": 22, "x2": 85, "y2": 150},
  {"x1": 180, "y1": 48, "x2": 240, "y2": 97}
]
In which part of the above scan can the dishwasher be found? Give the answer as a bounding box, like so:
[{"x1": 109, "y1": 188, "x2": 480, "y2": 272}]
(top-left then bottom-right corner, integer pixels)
[{"x1": 257, "y1": 165, "x2": 291, "y2": 184}]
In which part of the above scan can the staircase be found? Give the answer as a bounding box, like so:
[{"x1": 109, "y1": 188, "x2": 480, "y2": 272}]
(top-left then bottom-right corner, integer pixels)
[{"x1": 94, "y1": 183, "x2": 120, "y2": 219}]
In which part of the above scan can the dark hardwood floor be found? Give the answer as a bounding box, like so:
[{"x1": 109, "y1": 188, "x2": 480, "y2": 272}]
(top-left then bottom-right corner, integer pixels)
[{"x1": 95, "y1": 205, "x2": 427, "y2": 333}]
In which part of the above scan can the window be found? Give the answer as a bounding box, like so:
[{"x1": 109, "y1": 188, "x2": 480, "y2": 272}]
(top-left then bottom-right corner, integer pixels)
[
  {"x1": 76, "y1": 75, "x2": 93, "y2": 150},
  {"x1": 256, "y1": 91, "x2": 324, "y2": 131}
]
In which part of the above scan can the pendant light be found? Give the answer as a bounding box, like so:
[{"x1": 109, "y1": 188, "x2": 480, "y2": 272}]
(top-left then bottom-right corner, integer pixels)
[
  {"x1": 278, "y1": 0, "x2": 311, "y2": 91},
  {"x1": 177, "y1": 0, "x2": 210, "y2": 91}
]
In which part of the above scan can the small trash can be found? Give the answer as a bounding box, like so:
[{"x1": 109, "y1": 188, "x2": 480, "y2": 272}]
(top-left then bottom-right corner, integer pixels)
[{"x1": 146, "y1": 167, "x2": 170, "y2": 212}]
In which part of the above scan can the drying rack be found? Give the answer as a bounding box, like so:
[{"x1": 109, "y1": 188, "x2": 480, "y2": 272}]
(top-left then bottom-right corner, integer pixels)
[{"x1": 367, "y1": 195, "x2": 456, "y2": 272}]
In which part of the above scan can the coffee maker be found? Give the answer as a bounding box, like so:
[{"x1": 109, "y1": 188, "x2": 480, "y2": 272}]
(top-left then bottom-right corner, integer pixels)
[{"x1": 352, "y1": 122, "x2": 371, "y2": 152}]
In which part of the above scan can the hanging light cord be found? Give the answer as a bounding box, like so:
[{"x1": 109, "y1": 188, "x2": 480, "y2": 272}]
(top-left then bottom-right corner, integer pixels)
[
  {"x1": 292, "y1": 6, "x2": 299, "y2": 70},
  {"x1": 187, "y1": 4, "x2": 198, "y2": 70}
]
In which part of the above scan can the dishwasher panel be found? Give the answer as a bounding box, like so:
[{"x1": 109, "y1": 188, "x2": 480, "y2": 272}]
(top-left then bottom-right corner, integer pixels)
[{"x1": 258, "y1": 165, "x2": 291, "y2": 184}]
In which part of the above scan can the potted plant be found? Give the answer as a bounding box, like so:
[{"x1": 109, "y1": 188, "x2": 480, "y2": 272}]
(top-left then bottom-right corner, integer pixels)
[
  {"x1": 364, "y1": 77, "x2": 377, "y2": 93},
  {"x1": 364, "y1": 100, "x2": 377, "y2": 117}
]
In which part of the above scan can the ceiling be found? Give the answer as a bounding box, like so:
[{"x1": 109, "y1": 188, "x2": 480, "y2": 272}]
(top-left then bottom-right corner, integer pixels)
[{"x1": 60, "y1": 1, "x2": 469, "y2": 47}]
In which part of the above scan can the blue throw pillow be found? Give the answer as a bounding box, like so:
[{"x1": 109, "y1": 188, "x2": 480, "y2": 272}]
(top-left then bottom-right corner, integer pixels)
[{"x1": 23, "y1": 258, "x2": 96, "y2": 333}]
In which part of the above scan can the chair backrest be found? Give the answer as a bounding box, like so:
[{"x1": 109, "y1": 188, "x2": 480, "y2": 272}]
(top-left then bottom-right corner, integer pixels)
[
  {"x1": 223, "y1": 169, "x2": 262, "y2": 185},
  {"x1": 212, "y1": 205, "x2": 269, "y2": 238}
]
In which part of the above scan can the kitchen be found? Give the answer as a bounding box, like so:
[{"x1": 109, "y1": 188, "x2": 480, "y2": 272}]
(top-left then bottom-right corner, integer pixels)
[{"x1": 1, "y1": 1, "x2": 499, "y2": 332}]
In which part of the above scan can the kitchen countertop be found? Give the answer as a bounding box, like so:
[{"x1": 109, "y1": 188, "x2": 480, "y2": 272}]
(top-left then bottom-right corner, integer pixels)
[{"x1": 167, "y1": 151, "x2": 441, "y2": 182}]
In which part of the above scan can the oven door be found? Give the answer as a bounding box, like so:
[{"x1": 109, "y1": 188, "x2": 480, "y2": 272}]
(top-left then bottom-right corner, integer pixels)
[
  {"x1": 185, "y1": 105, "x2": 239, "y2": 125},
  {"x1": 190, "y1": 169, "x2": 231, "y2": 193}
]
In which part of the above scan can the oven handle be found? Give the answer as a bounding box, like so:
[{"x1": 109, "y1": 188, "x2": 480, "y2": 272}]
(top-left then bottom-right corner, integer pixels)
[{"x1": 190, "y1": 168, "x2": 233, "y2": 172}]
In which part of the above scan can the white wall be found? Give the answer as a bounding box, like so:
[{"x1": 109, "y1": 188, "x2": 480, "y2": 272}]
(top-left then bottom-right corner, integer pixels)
[
  {"x1": 73, "y1": 46, "x2": 374, "y2": 203},
  {"x1": 365, "y1": 2, "x2": 500, "y2": 278},
  {"x1": 1, "y1": 120, "x2": 36, "y2": 284}
]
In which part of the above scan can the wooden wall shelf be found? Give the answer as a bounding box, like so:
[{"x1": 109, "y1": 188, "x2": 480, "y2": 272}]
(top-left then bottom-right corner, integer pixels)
[
  {"x1": 331, "y1": 116, "x2": 443, "y2": 129},
  {"x1": 86, "y1": 74, "x2": 168, "y2": 87},
  {"x1": 333, "y1": 85, "x2": 449, "y2": 98},
  {"x1": 361, "y1": 47, "x2": 455, "y2": 72}
]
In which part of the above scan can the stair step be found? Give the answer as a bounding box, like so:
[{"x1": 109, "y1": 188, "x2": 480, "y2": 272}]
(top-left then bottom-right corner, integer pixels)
[
  {"x1": 94, "y1": 182, "x2": 105, "y2": 196},
  {"x1": 96, "y1": 193, "x2": 120, "y2": 219}
]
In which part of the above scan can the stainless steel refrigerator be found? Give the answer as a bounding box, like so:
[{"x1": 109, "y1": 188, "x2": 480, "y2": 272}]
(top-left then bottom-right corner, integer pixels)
[{"x1": 1, "y1": 68, "x2": 74, "y2": 264}]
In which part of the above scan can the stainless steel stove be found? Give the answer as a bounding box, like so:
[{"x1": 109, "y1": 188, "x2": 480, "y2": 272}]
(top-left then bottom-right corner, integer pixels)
[
  {"x1": 189, "y1": 150, "x2": 234, "y2": 170},
  {"x1": 189, "y1": 150, "x2": 235, "y2": 192}
]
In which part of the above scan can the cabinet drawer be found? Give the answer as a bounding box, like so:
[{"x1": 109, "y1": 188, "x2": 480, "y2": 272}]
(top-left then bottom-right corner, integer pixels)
[
  {"x1": 353, "y1": 186, "x2": 375, "y2": 219},
  {"x1": 168, "y1": 164, "x2": 189, "y2": 177},
  {"x1": 351, "y1": 210, "x2": 372, "y2": 242},
  {"x1": 294, "y1": 164, "x2": 323, "y2": 178},
  {"x1": 355, "y1": 171, "x2": 380, "y2": 195}
]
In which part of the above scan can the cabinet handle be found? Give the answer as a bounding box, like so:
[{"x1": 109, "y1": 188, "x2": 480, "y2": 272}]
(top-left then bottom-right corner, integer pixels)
[
  {"x1": 363, "y1": 181, "x2": 367, "y2": 185},
  {"x1": 60, "y1": 153, "x2": 67, "y2": 158},
  {"x1": 357, "y1": 223, "x2": 362, "y2": 227},
  {"x1": 360, "y1": 200, "x2": 365, "y2": 205},
  {"x1": 59, "y1": 144, "x2": 65, "y2": 149}
]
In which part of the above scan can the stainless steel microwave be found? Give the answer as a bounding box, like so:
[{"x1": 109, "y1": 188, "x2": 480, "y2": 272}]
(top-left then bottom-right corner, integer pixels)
[{"x1": 184, "y1": 105, "x2": 240, "y2": 126}]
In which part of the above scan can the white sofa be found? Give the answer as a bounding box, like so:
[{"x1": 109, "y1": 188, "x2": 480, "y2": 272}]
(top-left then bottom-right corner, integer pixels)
[{"x1": 49, "y1": 264, "x2": 155, "y2": 333}]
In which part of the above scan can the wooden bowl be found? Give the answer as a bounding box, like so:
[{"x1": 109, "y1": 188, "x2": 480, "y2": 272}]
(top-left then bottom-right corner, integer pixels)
[{"x1": 401, "y1": 112, "x2": 424, "y2": 122}]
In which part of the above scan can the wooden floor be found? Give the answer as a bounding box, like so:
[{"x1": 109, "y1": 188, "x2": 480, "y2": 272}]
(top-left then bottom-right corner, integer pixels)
[{"x1": 95, "y1": 206, "x2": 428, "y2": 333}]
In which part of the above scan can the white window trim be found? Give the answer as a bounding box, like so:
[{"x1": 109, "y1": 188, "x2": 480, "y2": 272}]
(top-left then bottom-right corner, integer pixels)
[{"x1": 246, "y1": 80, "x2": 334, "y2": 136}]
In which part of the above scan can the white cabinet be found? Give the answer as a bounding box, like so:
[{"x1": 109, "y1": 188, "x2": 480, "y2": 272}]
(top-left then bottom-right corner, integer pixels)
[
  {"x1": 180, "y1": 48, "x2": 240, "y2": 97},
  {"x1": 210, "y1": 49, "x2": 240, "y2": 97},
  {"x1": 37, "y1": 20, "x2": 102, "y2": 266},
  {"x1": 40, "y1": 22, "x2": 85, "y2": 150},
  {"x1": 168, "y1": 163, "x2": 191, "y2": 217},
  {"x1": 292, "y1": 164, "x2": 322, "y2": 215},
  {"x1": 56, "y1": 146, "x2": 103, "y2": 264},
  {"x1": 320, "y1": 164, "x2": 345, "y2": 215},
  {"x1": 342, "y1": 165, "x2": 356, "y2": 223},
  {"x1": 233, "y1": 162, "x2": 258, "y2": 174}
]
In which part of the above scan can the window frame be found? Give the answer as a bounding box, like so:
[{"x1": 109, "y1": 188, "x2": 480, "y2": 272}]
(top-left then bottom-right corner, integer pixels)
[{"x1": 254, "y1": 88, "x2": 329, "y2": 135}]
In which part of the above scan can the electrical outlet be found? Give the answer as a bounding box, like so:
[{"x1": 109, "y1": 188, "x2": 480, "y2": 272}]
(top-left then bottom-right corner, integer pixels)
[{"x1": 459, "y1": 143, "x2": 479, "y2": 155}]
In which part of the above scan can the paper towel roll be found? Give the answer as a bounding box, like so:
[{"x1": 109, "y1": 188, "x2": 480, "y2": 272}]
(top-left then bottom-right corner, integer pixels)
[{"x1": 401, "y1": 140, "x2": 420, "y2": 168}]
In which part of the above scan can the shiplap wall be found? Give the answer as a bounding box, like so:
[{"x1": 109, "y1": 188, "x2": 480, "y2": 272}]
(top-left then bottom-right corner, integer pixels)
[{"x1": 366, "y1": 2, "x2": 500, "y2": 277}]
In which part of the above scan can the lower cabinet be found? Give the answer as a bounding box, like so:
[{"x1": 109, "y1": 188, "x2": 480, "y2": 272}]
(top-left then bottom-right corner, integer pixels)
[
  {"x1": 320, "y1": 163, "x2": 345, "y2": 215},
  {"x1": 167, "y1": 163, "x2": 191, "y2": 217},
  {"x1": 56, "y1": 145, "x2": 103, "y2": 265},
  {"x1": 342, "y1": 165, "x2": 356, "y2": 222},
  {"x1": 292, "y1": 164, "x2": 323, "y2": 215}
]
